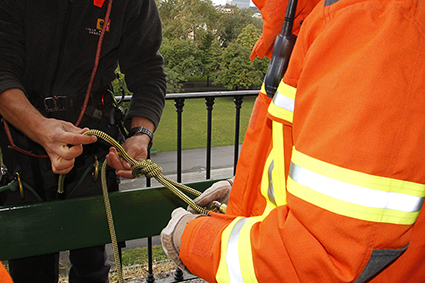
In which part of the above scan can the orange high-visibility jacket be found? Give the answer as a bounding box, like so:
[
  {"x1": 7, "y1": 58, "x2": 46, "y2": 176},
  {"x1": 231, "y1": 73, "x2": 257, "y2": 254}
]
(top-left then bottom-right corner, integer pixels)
[
  {"x1": 180, "y1": 0, "x2": 425, "y2": 282},
  {"x1": 250, "y1": 0, "x2": 320, "y2": 60},
  {"x1": 0, "y1": 263, "x2": 13, "y2": 283}
]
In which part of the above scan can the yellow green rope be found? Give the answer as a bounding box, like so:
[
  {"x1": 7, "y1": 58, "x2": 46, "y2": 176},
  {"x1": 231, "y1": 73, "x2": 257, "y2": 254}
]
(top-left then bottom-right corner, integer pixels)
[{"x1": 57, "y1": 129, "x2": 218, "y2": 283}]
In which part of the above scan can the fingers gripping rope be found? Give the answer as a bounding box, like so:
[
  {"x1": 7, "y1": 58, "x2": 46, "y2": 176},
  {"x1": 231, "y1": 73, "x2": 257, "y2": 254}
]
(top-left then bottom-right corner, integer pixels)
[
  {"x1": 57, "y1": 129, "x2": 216, "y2": 283},
  {"x1": 58, "y1": 129, "x2": 210, "y2": 214}
]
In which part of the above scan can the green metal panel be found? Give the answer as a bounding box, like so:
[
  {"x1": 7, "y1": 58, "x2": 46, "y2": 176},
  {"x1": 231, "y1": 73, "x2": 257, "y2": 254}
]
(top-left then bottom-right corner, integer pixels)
[{"x1": 0, "y1": 179, "x2": 220, "y2": 261}]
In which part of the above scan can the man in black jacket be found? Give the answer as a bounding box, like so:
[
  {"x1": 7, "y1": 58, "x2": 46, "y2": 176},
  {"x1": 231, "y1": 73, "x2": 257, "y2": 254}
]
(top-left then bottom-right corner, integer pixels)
[{"x1": 0, "y1": 0, "x2": 166, "y2": 282}]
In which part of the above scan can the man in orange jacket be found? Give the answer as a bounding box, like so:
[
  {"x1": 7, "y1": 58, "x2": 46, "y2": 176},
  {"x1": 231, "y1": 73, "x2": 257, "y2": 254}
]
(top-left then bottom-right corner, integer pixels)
[{"x1": 161, "y1": 0, "x2": 425, "y2": 282}]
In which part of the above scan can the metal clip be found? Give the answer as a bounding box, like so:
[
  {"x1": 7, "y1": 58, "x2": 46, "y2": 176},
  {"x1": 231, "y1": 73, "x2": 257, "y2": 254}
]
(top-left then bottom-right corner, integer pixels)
[
  {"x1": 15, "y1": 172, "x2": 24, "y2": 200},
  {"x1": 1, "y1": 165, "x2": 7, "y2": 176},
  {"x1": 92, "y1": 156, "x2": 99, "y2": 182}
]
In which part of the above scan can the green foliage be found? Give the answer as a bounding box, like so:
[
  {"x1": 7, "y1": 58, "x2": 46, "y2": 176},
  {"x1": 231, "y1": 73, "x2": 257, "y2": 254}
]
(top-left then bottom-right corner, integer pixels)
[
  {"x1": 216, "y1": 8, "x2": 262, "y2": 47},
  {"x1": 157, "y1": 0, "x2": 267, "y2": 91},
  {"x1": 164, "y1": 67, "x2": 185, "y2": 93},
  {"x1": 158, "y1": 0, "x2": 218, "y2": 40},
  {"x1": 236, "y1": 24, "x2": 262, "y2": 49},
  {"x1": 160, "y1": 37, "x2": 203, "y2": 76},
  {"x1": 213, "y1": 43, "x2": 264, "y2": 90},
  {"x1": 111, "y1": 66, "x2": 133, "y2": 96}
]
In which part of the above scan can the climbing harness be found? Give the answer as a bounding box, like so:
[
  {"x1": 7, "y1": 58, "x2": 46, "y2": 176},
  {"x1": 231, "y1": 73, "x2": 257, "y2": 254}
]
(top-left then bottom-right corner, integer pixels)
[
  {"x1": 0, "y1": 173, "x2": 43, "y2": 202},
  {"x1": 57, "y1": 129, "x2": 225, "y2": 283}
]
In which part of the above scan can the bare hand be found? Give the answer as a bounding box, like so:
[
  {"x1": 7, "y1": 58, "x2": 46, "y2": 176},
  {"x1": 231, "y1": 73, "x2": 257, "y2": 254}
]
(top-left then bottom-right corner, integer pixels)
[
  {"x1": 105, "y1": 134, "x2": 151, "y2": 178},
  {"x1": 36, "y1": 119, "x2": 97, "y2": 174}
]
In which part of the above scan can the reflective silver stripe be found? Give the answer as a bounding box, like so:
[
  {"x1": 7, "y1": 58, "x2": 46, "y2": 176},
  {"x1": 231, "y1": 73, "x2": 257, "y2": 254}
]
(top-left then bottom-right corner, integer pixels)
[
  {"x1": 289, "y1": 162, "x2": 424, "y2": 213},
  {"x1": 268, "y1": 160, "x2": 276, "y2": 206},
  {"x1": 273, "y1": 91, "x2": 294, "y2": 113},
  {"x1": 227, "y1": 218, "x2": 247, "y2": 282}
]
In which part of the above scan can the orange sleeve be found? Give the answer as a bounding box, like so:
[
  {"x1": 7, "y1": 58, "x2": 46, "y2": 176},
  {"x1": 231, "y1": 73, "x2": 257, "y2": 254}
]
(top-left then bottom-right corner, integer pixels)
[
  {"x1": 180, "y1": 213, "x2": 235, "y2": 283},
  {"x1": 225, "y1": 90, "x2": 272, "y2": 217},
  {"x1": 0, "y1": 263, "x2": 13, "y2": 283}
]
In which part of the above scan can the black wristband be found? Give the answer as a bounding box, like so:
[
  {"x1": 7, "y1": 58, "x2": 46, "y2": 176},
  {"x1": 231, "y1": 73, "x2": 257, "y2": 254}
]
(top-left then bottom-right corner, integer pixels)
[{"x1": 127, "y1": 126, "x2": 154, "y2": 148}]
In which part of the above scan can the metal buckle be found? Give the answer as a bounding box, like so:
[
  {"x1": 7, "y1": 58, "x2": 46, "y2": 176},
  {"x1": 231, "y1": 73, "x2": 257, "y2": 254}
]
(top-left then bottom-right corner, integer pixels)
[{"x1": 44, "y1": 96, "x2": 67, "y2": 112}]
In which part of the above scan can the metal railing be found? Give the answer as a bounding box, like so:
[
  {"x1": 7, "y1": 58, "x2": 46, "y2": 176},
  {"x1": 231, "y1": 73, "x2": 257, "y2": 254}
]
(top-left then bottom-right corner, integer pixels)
[
  {"x1": 123, "y1": 89, "x2": 259, "y2": 181},
  {"x1": 0, "y1": 90, "x2": 260, "y2": 283},
  {"x1": 124, "y1": 89, "x2": 259, "y2": 282}
]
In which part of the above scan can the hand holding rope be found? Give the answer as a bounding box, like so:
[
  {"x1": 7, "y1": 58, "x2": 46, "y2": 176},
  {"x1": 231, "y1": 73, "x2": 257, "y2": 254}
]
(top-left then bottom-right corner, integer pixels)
[
  {"x1": 58, "y1": 129, "x2": 226, "y2": 283},
  {"x1": 59, "y1": 129, "x2": 216, "y2": 214}
]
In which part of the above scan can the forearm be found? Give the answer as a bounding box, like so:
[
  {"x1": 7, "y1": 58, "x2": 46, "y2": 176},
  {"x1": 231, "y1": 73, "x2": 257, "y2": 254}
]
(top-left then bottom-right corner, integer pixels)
[{"x1": 0, "y1": 88, "x2": 47, "y2": 145}]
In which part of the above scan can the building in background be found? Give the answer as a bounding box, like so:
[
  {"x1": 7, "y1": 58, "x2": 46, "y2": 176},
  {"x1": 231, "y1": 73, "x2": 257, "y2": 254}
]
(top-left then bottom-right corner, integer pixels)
[{"x1": 230, "y1": 0, "x2": 250, "y2": 9}]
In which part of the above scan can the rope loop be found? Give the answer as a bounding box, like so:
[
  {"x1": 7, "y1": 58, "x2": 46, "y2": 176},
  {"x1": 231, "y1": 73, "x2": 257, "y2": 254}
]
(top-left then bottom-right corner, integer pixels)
[{"x1": 133, "y1": 160, "x2": 163, "y2": 178}]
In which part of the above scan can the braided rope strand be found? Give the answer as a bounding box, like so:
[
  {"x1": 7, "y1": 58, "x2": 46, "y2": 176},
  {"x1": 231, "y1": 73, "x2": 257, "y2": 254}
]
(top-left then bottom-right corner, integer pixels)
[{"x1": 101, "y1": 161, "x2": 124, "y2": 283}]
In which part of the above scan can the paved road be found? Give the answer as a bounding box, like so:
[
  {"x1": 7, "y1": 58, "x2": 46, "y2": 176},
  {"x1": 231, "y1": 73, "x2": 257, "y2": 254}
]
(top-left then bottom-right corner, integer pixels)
[{"x1": 119, "y1": 144, "x2": 239, "y2": 190}]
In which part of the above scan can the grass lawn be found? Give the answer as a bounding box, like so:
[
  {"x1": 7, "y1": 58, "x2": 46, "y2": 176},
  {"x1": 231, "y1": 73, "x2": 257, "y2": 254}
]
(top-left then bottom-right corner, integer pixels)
[
  {"x1": 153, "y1": 96, "x2": 257, "y2": 153},
  {"x1": 121, "y1": 245, "x2": 168, "y2": 266}
]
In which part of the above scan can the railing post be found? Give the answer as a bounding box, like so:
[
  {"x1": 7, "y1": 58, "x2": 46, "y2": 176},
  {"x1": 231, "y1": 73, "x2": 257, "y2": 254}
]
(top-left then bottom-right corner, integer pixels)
[
  {"x1": 205, "y1": 97, "x2": 215, "y2": 179},
  {"x1": 233, "y1": 96, "x2": 243, "y2": 174},
  {"x1": 174, "y1": 98, "x2": 185, "y2": 183},
  {"x1": 146, "y1": 150, "x2": 155, "y2": 283},
  {"x1": 174, "y1": 267, "x2": 184, "y2": 281},
  {"x1": 146, "y1": 237, "x2": 155, "y2": 283}
]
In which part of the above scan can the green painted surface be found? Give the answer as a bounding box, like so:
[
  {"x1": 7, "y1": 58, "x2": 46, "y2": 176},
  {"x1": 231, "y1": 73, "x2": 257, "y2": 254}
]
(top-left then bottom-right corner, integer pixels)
[{"x1": 0, "y1": 179, "x2": 218, "y2": 260}]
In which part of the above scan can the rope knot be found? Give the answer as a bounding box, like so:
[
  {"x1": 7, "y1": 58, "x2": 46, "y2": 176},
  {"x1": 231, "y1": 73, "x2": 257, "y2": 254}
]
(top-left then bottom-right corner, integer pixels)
[{"x1": 132, "y1": 159, "x2": 162, "y2": 178}]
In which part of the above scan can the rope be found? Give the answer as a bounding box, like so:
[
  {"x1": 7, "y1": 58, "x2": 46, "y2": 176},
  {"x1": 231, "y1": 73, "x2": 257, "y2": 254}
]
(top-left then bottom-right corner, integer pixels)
[
  {"x1": 100, "y1": 160, "x2": 124, "y2": 283},
  {"x1": 79, "y1": 129, "x2": 210, "y2": 214},
  {"x1": 57, "y1": 129, "x2": 217, "y2": 283},
  {"x1": 75, "y1": 0, "x2": 114, "y2": 127}
]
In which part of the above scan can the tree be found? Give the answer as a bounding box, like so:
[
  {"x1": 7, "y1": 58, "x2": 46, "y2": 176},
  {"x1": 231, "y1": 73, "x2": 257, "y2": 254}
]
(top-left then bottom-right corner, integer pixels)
[
  {"x1": 197, "y1": 29, "x2": 223, "y2": 85},
  {"x1": 160, "y1": 37, "x2": 203, "y2": 76},
  {"x1": 157, "y1": 0, "x2": 267, "y2": 91},
  {"x1": 164, "y1": 67, "x2": 185, "y2": 93},
  {"x1": 213, "y1": 23, "x2": 269, "y2": 90},
  {"x1": 213, "y1": 43, "x2": 263, "y2": 90},
  {"x1": 158, "y1": 0, "x2": 219, "y2": 40},
  {"x1": 236, "y1": 24, "x2": 261, "y2": 49},
  {"x1": 216, "y1": 8, "x2": 262, "y2": 47}
]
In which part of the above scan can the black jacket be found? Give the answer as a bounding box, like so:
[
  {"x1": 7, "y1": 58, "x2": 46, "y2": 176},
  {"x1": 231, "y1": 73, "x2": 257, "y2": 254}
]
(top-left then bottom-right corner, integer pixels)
[{"x1": 0, "y1": 0, "x2": 166, "y2": 128}]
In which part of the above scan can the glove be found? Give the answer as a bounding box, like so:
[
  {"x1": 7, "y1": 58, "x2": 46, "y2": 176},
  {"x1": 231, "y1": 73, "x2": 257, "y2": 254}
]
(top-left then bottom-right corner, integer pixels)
[
  {"x1": 160, "y1": 208, "x2": 205, "y2": 271},
  {"x1": 187, "y1": 178, "x2": 233, "y2": 214}
]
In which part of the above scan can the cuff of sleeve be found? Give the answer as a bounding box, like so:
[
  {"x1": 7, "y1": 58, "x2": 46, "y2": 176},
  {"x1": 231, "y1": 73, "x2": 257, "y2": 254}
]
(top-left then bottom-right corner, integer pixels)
[{"x1": 180, "y1": 212, "x2": 236, "y2": 283}]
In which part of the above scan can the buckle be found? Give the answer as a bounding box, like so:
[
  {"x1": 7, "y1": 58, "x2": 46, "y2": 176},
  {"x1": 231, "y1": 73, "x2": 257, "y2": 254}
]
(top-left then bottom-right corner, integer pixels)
[{"x1": 44, "y1": 96, "x2": 67, "y2": 112}]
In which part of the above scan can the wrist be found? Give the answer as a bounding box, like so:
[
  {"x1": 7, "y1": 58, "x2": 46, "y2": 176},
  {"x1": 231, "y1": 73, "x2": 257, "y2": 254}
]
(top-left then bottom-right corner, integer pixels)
[{"x1": 127, "y1": 126, "x2": 153, "y2": 149}]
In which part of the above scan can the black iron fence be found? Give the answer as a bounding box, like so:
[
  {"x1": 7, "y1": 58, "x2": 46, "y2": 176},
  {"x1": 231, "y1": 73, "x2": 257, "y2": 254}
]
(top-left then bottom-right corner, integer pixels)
[
  {"x1": 123, "y1": 89, "x2": 259, "y2": 182},
  {"x1": 127, "y1": 90, "x2": 259, "y2": 282}
]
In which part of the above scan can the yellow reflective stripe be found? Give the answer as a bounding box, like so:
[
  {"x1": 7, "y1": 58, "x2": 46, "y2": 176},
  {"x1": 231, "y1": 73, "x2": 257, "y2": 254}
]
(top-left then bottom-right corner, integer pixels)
[
  {"x1": 260, "y1": 152, "x2": 277, "y2": 213},
  {"x1": 288, "y1": 148, "x2": 425, "y2": 225},
  {"x1": 216, "y1": 217, "x2": 242, "y2": 283},
  {"x1": 239, "y1": 217, "x2": 262, "y2": 282},
  {"x1": 268, "y1": 82, "x2": 295, "y2": 123},
  {"x1": 272, "y1": 121, "x2": 287, "y2": 206},
  {"x1": 216, "y1": 217, "x2": 262, "y2": 283},
  {"x1": 260, "y1": 82, "x2": 266, "y2": 95}
]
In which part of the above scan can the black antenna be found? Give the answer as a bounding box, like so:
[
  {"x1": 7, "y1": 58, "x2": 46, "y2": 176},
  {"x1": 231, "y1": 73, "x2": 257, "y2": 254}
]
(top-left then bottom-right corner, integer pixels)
[{"x1": 263, "y1": 0, "x2": 298, "y2": 97}]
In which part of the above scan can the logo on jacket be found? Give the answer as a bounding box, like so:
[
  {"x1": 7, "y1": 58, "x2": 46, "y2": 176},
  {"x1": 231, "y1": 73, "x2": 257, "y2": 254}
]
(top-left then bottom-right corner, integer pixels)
[
  {"x1": 97, "y1": 18, "x2": 111, "y2": 31},
  {"x1": 86, "y1": 18, "x2": 111, "y2": 36}
]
